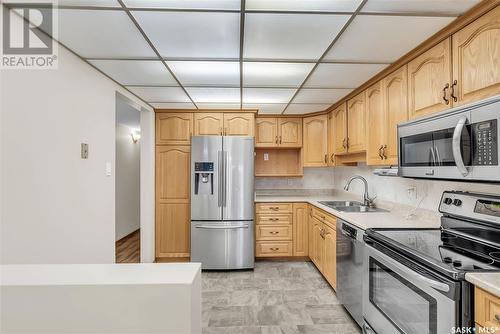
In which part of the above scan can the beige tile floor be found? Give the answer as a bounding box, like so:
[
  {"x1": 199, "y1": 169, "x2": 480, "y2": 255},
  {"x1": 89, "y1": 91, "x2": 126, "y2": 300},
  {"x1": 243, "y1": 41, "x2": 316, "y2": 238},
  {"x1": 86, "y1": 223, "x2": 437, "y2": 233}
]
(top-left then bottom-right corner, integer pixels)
[{"x1": 202, "y1": 261, "x2": 361, "y2": 334}]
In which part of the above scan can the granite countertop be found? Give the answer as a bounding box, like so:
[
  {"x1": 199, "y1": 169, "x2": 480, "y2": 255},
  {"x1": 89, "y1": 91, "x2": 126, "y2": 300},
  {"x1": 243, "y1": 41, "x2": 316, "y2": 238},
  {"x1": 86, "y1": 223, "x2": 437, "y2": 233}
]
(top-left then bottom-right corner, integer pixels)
[
  {"x1": 255, "y1": 189, "x2": 441, "y2": 230},
  {"x1": 465, "y1": 273, "x2": 500, "y2": 297}
]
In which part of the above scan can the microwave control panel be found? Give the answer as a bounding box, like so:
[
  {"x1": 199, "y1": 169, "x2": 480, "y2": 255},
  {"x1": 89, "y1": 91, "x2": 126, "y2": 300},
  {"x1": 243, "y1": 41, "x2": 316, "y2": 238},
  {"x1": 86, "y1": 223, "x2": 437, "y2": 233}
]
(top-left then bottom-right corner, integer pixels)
[{"x1": 472, "y1": 119, "x2": 498, "y2": 166}]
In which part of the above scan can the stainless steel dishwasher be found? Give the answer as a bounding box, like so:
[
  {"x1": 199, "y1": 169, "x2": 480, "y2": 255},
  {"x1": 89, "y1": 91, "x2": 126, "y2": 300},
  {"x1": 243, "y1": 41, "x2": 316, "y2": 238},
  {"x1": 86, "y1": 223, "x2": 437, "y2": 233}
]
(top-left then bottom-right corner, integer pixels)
[{"x1": 336, "y1": 219, "x2": 365, "y2": 327}]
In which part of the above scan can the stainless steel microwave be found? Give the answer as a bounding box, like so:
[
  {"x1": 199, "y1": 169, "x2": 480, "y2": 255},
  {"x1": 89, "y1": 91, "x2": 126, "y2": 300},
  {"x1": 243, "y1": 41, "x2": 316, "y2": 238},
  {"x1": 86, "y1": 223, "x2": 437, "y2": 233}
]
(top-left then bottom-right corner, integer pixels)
[{"x1": 398, "y1": 95, "x2": 499, "y2": 182}]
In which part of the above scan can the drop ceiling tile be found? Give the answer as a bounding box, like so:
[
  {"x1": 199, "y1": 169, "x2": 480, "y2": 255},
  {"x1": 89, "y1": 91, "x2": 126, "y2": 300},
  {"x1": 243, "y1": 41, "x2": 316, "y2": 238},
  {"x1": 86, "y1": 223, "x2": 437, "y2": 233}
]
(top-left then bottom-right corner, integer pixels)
[
  {"x1": 243, "y1": 88, "x2": 297, "y2": 104},
  {"x1": 151, "y1": 102, "x2": 196, "y2": 109},
  {"x1": 246, "y1": 0, "x2": 362, "y2": 12},
  {"x1": 285, "y1": 104, "x2": 331, "y2": 114},
  {"x1": 127, "y1": 87, "x2": 191, "y2": 102},
  {"x1": 294, "y1": 88, "x2": 353, "y2": 104},
  {"x1": 361, "y1": 0, "x2": 479, "y2": 15},
  {"x1": 244, "y1": 13, "x2": 350, "y2": 60},
  {"x1": 167, "y1": 61, "x2": 239, "y2": 86},
  {"x1": 123, "y1": 0, "x2": 240, "y2": 10},
  {"x1": 243, "y1": 103, "x2": 287, "y2": 114},
  {"x1": 186, "y1": 88, "x2": 240, "y2": 103},
  {"x1": 58, "y1": 10, "x2": 155, "y2": 58},
  {"x1": 243, "y1": 62, "x2": 314, "y2": 87},
  {"x1": 197, "y1": 103, "x2": 241, "y2": 109},
  {"x1": 305, "y1": 63, "x2": 386, "y2": 88},
  {"x1": 89, "y1": 60, "x2": 178, "y2": 85},
  {"x1": 324, "y1": 15, "x2": 455, "y2": 63},
  {"x1": 59, "y1": 0, "x2": 119, "y2": 6},
  {"x1": 133, "y1": 11, "x2": 240, "y2": 58}
]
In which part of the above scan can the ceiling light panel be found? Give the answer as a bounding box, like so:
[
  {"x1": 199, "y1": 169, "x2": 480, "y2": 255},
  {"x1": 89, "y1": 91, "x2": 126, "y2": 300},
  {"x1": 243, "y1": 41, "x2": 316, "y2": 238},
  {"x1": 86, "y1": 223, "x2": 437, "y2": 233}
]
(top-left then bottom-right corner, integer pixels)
[
  {"x1": 89, "y1": 60, "x2": 178, "y2": 86},
  {"x1": 167, "y1": 61, "x2": 239, "y2": 86},
  {"x1": 151, "y1": 102, "x2": 196, "y2": 109},
  {"x1": 324, "y1": 15, "x2": 455, "y2": 63},
  {"x1": 246, "y1": 0, "x2": 362, "y2": 12},
  {"x1": 305, "y1": 63, "x2": 387, "y2": 88},
  {"x1": 244, "y1": 13, "x2": 350, "y2": 60},
  {"x1": 123, "y1": 0, "x2": 240, "y2": 9},
  {"x1": 243, "y1": 62, "x2": 314, "y2": 87},
  {"x1": 243, "y1": 88, "x2": 297, "y2": 104},
  {"x1": 59, "y1": 0, "x2": 119, "y2": 6},
  {"x1": 127, "y1": 87, "x2": 191, "y2": 102},
  {"x1": 294, "y1": 88, "x2": 353, "y2": 104},
  {"x1": 243, "y1": 103, "x2": 287, "y2": 114},
  {"x1": 196, "y1": 103, "x2": 242, "y2": 109},
  {"x1": 361, "y1": 0, "x2": 479, "y2": 16},
  {"x1": 285, "y1": 104, "x2": 331, "y2": 114},
  {"x1": 132, "y1": 11, "x2": 240, "y2": 58},
  {"x1": 58, "y1": 10, "x2": 155, "y2": 58},
  {"x1": 186, "y1": 88, "x2": 240, "y2": 103}
]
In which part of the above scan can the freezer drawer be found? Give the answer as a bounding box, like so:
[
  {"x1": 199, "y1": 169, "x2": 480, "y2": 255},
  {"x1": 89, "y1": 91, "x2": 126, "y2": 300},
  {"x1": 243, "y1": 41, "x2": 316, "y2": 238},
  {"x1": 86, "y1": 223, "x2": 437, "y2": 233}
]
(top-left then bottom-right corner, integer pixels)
[{"x1": 191, "y1": 221, "x2": 255, "y2": 270}]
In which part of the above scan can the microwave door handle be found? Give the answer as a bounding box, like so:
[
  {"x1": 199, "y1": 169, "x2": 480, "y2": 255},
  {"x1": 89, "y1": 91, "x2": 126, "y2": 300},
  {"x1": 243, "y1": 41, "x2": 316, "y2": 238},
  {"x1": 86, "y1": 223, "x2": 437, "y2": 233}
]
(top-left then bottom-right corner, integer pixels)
[{"x1": 452, "y1": 116, "x2": 469, "y2": 176}]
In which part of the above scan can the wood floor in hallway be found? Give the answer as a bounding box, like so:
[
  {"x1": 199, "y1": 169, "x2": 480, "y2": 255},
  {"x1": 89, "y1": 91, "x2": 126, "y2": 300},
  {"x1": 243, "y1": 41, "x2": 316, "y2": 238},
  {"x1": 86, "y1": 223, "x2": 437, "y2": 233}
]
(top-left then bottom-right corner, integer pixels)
[{"x1": 116, "y1": 229, "x2": 140, "y2": 263}]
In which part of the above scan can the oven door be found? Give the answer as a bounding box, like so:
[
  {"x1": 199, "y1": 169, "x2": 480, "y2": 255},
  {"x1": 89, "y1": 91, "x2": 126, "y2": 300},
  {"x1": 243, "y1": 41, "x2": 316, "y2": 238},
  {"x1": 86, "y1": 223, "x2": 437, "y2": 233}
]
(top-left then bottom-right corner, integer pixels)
[{"x1": 363, "y1": 242, "x2": 459, "y2": 334}]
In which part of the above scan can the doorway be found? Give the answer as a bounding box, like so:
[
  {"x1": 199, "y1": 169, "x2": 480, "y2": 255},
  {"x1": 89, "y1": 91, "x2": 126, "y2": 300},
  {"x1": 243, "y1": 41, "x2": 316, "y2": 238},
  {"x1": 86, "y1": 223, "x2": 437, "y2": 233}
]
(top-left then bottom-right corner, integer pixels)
[{"x1": 115, "y1": 94, "x2": 141, "y2": 263}]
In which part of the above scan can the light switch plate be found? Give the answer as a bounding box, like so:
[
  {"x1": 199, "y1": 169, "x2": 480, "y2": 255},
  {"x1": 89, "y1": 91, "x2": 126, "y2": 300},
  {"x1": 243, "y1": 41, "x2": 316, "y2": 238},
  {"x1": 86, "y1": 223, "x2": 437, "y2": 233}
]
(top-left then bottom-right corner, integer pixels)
[
  {"x1": 105, "y1": 162, "x2": 112, "y2": 176},
  {"x1": 81, "y1": 143, "x2": 88, "y2": 159},
  {"x1": 264, "y1": 153, "x2": 269, "y2": 161}
]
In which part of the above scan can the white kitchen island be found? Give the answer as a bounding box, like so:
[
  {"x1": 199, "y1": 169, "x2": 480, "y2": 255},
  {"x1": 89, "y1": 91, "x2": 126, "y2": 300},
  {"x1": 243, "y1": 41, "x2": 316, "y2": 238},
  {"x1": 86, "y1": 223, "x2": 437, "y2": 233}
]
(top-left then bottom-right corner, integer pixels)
[{"x1": 0, "y1": 263, "x2": 201, "y2": 334}]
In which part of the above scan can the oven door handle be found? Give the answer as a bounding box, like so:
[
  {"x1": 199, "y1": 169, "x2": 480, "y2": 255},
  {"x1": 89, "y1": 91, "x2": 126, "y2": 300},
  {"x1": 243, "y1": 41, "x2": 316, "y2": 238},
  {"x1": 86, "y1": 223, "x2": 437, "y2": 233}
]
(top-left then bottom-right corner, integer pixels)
[{"x1": 452, "y1": 116, "x2": 469, "y2": 176}]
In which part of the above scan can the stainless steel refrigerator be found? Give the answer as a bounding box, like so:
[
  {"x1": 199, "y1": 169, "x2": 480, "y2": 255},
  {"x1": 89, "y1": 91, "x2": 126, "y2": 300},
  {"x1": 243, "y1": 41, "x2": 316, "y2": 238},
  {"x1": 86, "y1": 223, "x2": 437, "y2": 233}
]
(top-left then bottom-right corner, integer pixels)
[{"x1": 190, "y1": 136, "x2": 255, "y2": 270}]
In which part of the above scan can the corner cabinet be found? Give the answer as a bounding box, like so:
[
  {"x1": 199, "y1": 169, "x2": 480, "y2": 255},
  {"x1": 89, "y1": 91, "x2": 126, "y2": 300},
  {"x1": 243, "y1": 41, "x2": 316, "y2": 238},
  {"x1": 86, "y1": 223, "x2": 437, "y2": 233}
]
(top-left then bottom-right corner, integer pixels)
[
  {"x1": 156, "y1": 113, "x2": 193, "y2": 145},
  {"x1": 223, "y1": 113, "x2": 255, "y2": 136},
  {"x1": 303, "y1": 115, "x2": 328, "y2": 167}
]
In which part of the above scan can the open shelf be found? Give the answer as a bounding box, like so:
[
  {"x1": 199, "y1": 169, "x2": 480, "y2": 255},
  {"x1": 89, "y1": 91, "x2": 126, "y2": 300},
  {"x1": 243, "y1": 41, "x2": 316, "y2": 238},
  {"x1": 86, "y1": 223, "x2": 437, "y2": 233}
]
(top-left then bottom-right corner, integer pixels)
[{"x1": 255, "y1": 148, "x2": 303, "y2": 177}]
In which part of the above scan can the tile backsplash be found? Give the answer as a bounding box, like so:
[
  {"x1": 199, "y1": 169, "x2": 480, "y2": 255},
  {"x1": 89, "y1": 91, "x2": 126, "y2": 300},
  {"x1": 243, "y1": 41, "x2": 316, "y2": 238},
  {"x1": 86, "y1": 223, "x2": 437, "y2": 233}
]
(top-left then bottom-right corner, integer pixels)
[{"x1": 256, "y1": 164, "x2": 500, "y2": 212}]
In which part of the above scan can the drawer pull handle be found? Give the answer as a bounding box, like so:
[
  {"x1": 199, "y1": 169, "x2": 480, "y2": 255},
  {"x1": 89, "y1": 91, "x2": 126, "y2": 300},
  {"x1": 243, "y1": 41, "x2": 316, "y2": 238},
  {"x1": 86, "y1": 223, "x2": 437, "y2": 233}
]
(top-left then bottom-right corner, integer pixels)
[
  {"x1": 269, "y1": 231, "x2": 279, "y2": 235},
  {"x1": 269, "y1": 207, "x2": 279, "y2": 210},
  {"x1": 495, "y1": 314, "x2": 500, "y2": 322},
  {"x1": 269, "y1": 218, "x2": 279, "y2": 221},
  {"x1": 270, "y1": 247, "x2": 280, "y2": 251}
]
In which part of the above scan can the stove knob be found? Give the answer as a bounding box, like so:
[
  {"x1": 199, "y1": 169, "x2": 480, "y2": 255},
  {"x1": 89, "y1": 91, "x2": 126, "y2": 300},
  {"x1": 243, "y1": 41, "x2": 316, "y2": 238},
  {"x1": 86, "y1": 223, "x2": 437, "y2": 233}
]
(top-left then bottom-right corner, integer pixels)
[
  {"x1": 453, "y1": 260, "x2": 462, "y2": 267},
  {"x1": 443, "y1": 197, "x2": 453, "y2": 205},
  {"x1": 443, "y1": 257, "x2": 453, "y2": 264},
  {"x1": 453, "y1": 199, "x2": 462, "y2": 206}
]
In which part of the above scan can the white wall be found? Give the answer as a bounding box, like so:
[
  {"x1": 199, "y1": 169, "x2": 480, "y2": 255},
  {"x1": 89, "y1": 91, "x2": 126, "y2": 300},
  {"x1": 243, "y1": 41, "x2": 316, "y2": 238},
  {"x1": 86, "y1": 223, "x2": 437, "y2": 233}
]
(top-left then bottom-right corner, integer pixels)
[
  {"x1": 0, "y1": 19, "x2": 151, "y2": 264},
  {"x1": 115, "y1": 121, "x2": 140, "y2": 241},
  {"x1": 255, "y1": 168, "x2": 335, "y2": 190}
]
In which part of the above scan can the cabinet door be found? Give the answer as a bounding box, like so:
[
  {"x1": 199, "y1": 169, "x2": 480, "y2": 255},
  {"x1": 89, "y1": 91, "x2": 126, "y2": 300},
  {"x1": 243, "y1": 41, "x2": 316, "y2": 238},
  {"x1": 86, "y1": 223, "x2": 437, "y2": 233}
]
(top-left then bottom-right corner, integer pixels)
[
  {"x1": 156, "y1": 203, "x2": 190, "y2": 258},
  {"x1": 223, "y1": 113, "x2": 255, "y2": 136},
  {"x1": 308, "y1": 206, "x2": 315, "y2": 261},
  {"x1": 327, "y1": 112, "x2": 335, "y2": 166},
  {"x1": 383, "y1": 66, "x2": 408, "y2": 165},
  {"x1": 347, "y1": 92, "x2": 366, "y2": 153},
  {"x1": 156, "y1": 146, "x2": 191, "y2": 204},
  {"x1": 194, "y1": 113, "x2": 223, "y2": 136},
  {"x1": 303, "y1": 114, "x2": 328, "y2": 167},
  {"x1": 366, "y1": 82, "x2": 385, "y2": 165},
  {"x1": 255, "y1": 118, "x2": 278, "y2": 147},
  {"x1": 278, "y1": 118, "x2": 303, "y2": 148},
  {"x1": 312, "y1": 219, "x2": 324, "y2": 271},
  {"x1": 333, "y1": 103, "x2": 348, "y2": 154},
  {"x1": 156, "y1": 113, "x2": 193, "y2": 145},
  {"x1": 453, "y1": 6, "x2": 500, "y2": 106},
  {"x1": 323, "y1": 223, "x2": 336, "y2": 290},
  {"x1": 293, "y1": 203, "x2": 308, "y2": 257},
  {"x1": 408, "y1": 38, "x2": 452, "y2": 119}
]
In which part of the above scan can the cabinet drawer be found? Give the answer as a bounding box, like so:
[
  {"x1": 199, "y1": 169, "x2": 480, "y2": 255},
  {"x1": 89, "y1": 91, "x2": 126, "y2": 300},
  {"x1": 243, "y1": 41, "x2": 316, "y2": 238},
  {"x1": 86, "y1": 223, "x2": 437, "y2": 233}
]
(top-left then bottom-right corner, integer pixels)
[
  {"x1": 311, "y1": 207, "x2": 337, "y2": 229},
  {"x1": 475, "y1": 286, "x2": 500, "y2": 331},
  {"x1": 256, "y1": 214, "x2": 292, "y2": 225},
  {"x1": 256, "y1": 241, "x2": 292, "y2": 257},
  {"x1": 256, "y1": 203, "x2": 292, "y2": 214},
  {"x1": 256, "y1": 224, "x2": 292, "y2": 241}
]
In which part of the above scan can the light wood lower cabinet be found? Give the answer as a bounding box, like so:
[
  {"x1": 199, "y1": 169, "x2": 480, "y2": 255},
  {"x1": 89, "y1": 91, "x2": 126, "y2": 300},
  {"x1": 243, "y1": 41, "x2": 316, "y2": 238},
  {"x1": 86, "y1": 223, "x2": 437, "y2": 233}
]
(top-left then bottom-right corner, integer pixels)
[
  {"x1": 156, "y1": 203, "x2": 190, "y2": 258},
  {"x1": 475, "y1": 286, "x2": 500, "y2": 333},
  {"x1": 293, "y1": 203, "x2": 308, "y2": 257}
]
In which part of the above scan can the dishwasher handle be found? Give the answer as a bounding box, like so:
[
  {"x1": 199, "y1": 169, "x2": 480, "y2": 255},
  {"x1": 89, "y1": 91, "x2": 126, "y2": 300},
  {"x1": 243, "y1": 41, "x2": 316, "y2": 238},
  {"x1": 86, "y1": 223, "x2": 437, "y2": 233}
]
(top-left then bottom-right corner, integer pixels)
[{"x1": 341, "y1": 222, "x2": 358, "y2": 240}]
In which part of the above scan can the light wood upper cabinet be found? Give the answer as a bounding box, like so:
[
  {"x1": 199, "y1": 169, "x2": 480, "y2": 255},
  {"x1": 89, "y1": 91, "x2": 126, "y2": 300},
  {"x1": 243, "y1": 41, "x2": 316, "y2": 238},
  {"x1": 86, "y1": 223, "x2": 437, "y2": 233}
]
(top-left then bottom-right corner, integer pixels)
[
  {"x1": 333, "y1": 103, "x2": 348, "y2": 155},
  {"x1": 278, "y1": 118, "x2": 302, "y2": 148},
  {"x1": 156, "y1": 113, "x2": 193, "y2": 145},
  {"x1": 223, "y1": 113, "x2": 255, "y2": 136},
  {"x1": 366, "y1": 81, "x2": 385, "y2": 165},
  {"x1": 303, "y1": 114, "x2": 328, "y2": 167},
  {"x1": 383, "y1": 65, "x2": 408, "y2": 164},
  {"x1": 327, "y1": 112, "x2": 335, "y2": 166},
  {"x1": 453, "y1": 5, "x2": 500, "y2": 106},
  {"x1": 347, "y1": 92, "x2": 366, "y2": 153},
  {"x1": 293, "y1": 203, "x2": 308, "y2": 257},
  {"x1": 256, "y1": 118, "x2": 278, "y2": 147},
  {"x1": 322, "y1": 222, "x2": 336, "y2": 290},
  {"x1": 194, "y1": 113, "x2": 223, "y2": 136},
  {"x1": 408, "y1": 38, "x2": 452, "y2": 119}
]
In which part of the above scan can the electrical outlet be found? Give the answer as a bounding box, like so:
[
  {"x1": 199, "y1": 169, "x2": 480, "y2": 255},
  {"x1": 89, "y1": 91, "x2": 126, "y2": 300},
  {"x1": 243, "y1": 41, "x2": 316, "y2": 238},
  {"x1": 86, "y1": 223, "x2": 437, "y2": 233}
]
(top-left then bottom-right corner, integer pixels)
[
  {"x1": 287, "y1": 179, "x2": 293, "y2": 186},
  {"x1": 263, "y1": 153, "x2": 269, "y2": 161},
  {"x1": 407, "y1": 186, "x2": 417, "y2": 201},
  {"x1": 81, "y1": 143, "x2": 88, "y2": 159}
]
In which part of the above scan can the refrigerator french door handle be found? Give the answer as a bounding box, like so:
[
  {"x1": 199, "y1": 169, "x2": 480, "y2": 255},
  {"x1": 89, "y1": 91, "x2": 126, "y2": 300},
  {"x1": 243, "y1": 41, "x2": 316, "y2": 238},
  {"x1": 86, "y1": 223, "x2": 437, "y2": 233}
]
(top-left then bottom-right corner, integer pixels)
[
  {"x1": 195, "y1": 224, "x2": 249, "y2": 229},
  {"x1": 223, "y1": 150, "x2": 228, "y2": 207},
  {"x1": 452, "y1": 116, "x2": 469, "y2": 176},
  {"x1": 217, "y1": 151, "x2": 223, "y2": 207}
]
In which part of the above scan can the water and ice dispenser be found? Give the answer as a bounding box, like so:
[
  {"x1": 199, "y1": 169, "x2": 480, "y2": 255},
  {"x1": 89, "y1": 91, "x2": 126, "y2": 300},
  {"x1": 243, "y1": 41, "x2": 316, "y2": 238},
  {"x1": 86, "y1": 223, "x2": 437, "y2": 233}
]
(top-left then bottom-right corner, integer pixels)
[{"x1": 194, "y1": 162, "x2": 214, "y2": 195}]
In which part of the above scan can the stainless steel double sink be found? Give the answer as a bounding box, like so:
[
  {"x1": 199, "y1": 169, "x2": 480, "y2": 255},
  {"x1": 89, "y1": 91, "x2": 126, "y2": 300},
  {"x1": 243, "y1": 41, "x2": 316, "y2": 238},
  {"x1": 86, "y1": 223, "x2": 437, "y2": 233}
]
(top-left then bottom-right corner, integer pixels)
[{"x1": 318, "y1": 201, "x2": 388, "y2": 213}]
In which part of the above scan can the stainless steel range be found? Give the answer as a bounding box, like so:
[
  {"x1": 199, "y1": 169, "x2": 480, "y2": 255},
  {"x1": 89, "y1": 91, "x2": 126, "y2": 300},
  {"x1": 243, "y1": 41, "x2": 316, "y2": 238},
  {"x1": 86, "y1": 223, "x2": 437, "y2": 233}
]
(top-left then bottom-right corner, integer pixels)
[{"x1": 363, "y1": 191, "x2": 500, "y2": 334}]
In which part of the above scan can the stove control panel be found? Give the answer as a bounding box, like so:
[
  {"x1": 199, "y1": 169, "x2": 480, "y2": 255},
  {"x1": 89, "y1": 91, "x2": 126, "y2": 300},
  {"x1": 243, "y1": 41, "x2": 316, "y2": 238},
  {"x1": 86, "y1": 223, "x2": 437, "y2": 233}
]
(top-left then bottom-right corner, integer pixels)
[{"x1": 440, "y1": 191, "x2": 500, "y2": 225}]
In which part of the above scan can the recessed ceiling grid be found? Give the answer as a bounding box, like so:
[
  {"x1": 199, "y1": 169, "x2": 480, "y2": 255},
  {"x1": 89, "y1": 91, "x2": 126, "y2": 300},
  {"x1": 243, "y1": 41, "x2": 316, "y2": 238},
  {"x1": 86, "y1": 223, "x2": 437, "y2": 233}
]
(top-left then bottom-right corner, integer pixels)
[{"x1": 50, "y1": 0, "x2": 475, "y2": 113}]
